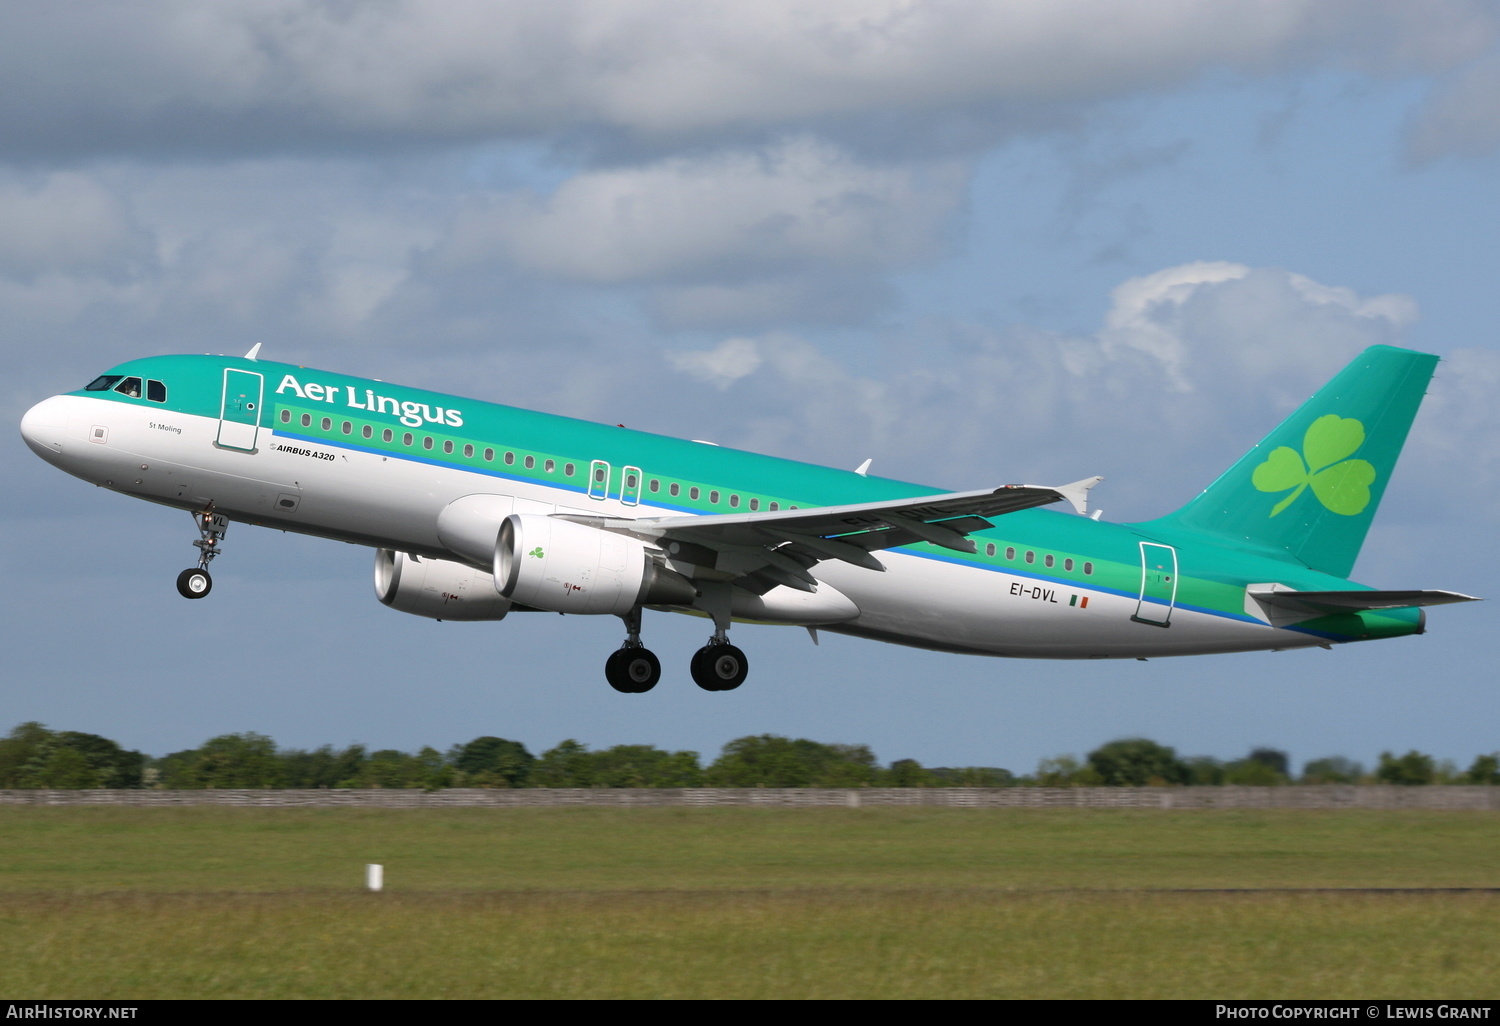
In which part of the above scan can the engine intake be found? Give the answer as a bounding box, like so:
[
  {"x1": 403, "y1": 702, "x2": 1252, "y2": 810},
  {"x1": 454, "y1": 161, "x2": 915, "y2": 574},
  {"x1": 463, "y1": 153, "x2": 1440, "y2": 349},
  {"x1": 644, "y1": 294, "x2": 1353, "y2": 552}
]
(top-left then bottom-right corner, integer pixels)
[
  {"x1": 495, "y1": 514, "x2": 696, "y2": 615},
  {"x1": 374, "y1": 549, "x2": 512, "y2": 621}
]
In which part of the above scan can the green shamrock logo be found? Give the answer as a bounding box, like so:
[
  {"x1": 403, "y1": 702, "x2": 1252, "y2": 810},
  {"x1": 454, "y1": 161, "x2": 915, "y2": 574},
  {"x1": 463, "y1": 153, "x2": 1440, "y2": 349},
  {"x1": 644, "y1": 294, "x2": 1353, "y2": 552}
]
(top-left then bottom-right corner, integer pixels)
[
  {"x1": 528, "y1": 547, "x2": 545, "y2": 558},
  {"x1": 1252, "y1": 414, "x2": 1376, "y2": 517}
]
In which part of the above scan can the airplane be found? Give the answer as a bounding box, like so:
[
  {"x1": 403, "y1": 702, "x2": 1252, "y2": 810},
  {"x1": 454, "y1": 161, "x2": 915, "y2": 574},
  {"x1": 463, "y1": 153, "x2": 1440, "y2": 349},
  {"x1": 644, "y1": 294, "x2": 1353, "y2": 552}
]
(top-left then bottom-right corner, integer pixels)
[{"x1": 19, "y1": 343, "x2": 1477, "y2": 693}]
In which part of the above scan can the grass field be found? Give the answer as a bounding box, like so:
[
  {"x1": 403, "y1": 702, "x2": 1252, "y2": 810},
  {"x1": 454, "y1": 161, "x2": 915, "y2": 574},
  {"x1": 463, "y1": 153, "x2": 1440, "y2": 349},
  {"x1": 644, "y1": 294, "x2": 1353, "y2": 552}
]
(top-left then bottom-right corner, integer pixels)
[{"x1": 2, "y1": 807, "x2": 1496, "y2": 998}]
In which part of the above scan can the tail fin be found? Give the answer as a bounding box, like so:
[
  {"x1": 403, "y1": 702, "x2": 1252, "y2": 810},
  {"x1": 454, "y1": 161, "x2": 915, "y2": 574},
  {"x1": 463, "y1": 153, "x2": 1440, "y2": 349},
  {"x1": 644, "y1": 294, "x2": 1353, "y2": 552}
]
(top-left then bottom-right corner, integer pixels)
[{"x1": 1144, "y1": 345, "x2": 1437, "y2": 577}]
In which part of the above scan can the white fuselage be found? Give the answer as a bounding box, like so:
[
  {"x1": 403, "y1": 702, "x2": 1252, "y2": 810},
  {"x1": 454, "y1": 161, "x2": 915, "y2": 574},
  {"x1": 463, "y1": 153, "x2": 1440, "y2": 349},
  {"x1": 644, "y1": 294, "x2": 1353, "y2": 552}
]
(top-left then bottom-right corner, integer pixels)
[{"x1": 20, "y1": 391, "x2": 1324, "y2": 660}]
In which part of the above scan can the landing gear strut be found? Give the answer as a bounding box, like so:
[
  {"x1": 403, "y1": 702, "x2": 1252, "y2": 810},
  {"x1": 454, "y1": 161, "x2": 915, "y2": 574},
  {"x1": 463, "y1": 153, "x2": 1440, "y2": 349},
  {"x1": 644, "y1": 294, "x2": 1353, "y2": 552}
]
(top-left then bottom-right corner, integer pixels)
[
  {"x1": 176, "y1": 509, "x2": 228, "y2": 600},
  {"x1": 690, "y1": 640, "x2": 748, "y2": 691},
  {"x1": 605, "y1": 607, "x2": 661, "y2": 693},
  {"x1": 689, "y1": 582, "x2": 747, "y2": 691}
]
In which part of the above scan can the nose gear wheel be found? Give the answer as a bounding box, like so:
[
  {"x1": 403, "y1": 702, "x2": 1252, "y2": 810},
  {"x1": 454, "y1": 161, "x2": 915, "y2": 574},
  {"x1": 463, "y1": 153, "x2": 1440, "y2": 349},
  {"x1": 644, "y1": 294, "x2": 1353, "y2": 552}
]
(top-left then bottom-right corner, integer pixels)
[{"x1": 176, "y1": 568, "x2": 212, "y2": 598}]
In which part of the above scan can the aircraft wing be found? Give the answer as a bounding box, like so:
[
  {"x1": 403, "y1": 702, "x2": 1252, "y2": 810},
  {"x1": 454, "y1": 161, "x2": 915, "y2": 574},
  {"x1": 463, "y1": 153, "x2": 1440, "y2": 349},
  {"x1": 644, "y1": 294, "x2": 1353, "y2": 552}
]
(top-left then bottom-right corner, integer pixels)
[{"x1": 553, "y1": 476, "x2": 1102, "y2": 593}]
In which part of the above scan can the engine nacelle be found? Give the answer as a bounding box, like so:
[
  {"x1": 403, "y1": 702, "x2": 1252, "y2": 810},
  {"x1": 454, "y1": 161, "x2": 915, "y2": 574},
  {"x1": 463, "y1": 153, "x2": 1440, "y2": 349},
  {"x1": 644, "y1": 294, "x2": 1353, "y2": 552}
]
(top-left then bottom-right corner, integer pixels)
[
  {"x1": 495, "y1": 514, "x2": 697, "y2": 615},
  {"x1": 374, "y1": 549, "x2": 512, "y2": 621}
]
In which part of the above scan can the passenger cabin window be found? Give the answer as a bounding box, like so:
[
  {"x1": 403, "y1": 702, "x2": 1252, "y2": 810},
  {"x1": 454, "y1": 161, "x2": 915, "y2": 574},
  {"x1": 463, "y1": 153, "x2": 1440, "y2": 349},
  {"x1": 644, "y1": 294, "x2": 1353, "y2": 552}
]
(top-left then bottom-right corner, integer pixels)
[
  {"x1": 484, "y1": 448, "x2": 494, "y2": 461},
  {"x1": 525, "y1": 455, "x2": 535, "y2": 469},
  {"x1": 689, "y1": 487, "x2": 700, "y2": 500},
  {"x1": 1024, "y1": 551, "x2": 1035, "y2": 564},
  {"x1": 709, "y1": 490, "x2": 720, "y2": 504},
  {"x1": 749, "y1": 498, "x2": 758, "y2": 511},
  {"x1": 1044, "y1": 554, "x2": 1054, "y2": 568},
  {"x1": 423, "y1": 437, "x2": 433, "y2": 450},
  {"x1": 85, "y1": 375, "x2": 123, "y2": 391},
  {"x1": 985, "y1": 543, "x2": 996, "y2": 556},
  {"x1": 146, "y1": 380, "x2": 166, "y2": 403},
  {"x1": 321, "y1": 417, "x2": 332, "y2": 431},
  {"x1": 442, "y1": 440, "x2": 453, "y2": 453},
  {"x1": 114, "y1": 377, "x2": 143, "y2": 398},
  {"x1": 280, "y1": 410, "x2": 291, "y2": 424},
  {"x1": 302, "y1": 413, "x2": 312, "y2": 427},
  {"x1": 384, "y1": 429, "x2": 394, "y2": 443},
  {"x1": 769, "y1": 502, "x2": 779, "y2": 511},
  {"x1": 463, "y1": 444, "x2": 474, "y2": 458},
  {"x1": 564, "y1": 463, "x2": 575, "y2": 476},
  {"x1": 729, "y1": 494, "x2": 739, "y2": 508},
  {"x1": 504, "y1": 452, "x2": 515, "y2": 465},
  {"x1": 1006, "y1": 547, "x2": 1015, "y2": 560},
  {"x1": 669, "y1": 483, "x2": 680, "y2": 497},
  {"x1": 1083, "y1": 562, "x2": 1094, "y2": 575},
  {"x1": 1064, "y1": 558, "x2": 1074, "y2": 571}
]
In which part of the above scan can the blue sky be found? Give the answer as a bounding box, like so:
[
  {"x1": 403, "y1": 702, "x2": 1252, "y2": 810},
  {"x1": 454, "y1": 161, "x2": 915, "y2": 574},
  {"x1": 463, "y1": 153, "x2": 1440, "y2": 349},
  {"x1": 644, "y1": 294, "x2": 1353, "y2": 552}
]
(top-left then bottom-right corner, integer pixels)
[{"x1": 3, "y1": 2, "x2": 1496, "y2": 774}]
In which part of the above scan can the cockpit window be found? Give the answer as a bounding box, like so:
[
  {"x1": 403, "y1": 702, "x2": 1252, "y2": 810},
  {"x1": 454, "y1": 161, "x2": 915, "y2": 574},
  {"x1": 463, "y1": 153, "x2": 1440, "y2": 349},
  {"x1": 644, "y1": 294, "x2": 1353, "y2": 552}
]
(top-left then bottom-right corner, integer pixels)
[
  {"x1": 146, "y1": 380, "x2": 166, "y2": 402},
  {"x1": 113, "y1": 377, "x2": 143, "y2": 398},
  {"x1": 85, "y1": 375, "x2": 122, "y2": 391}
]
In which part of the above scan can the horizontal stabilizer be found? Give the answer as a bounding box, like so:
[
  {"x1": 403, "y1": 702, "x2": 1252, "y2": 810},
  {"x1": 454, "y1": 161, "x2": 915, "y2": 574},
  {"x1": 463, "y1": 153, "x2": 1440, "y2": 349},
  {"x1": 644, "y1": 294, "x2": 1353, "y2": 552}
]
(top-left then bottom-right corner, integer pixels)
[{"x1": 1248, "y1": 585, "x2": 1480, "y2": 617}]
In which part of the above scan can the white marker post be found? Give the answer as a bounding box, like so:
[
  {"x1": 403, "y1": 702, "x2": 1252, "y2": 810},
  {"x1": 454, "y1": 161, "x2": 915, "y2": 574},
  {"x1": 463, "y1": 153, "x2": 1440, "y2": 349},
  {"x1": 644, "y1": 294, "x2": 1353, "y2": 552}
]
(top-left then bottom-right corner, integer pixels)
[{"x1": 366, "y1": 863, "x2": 384, "y2": 892}]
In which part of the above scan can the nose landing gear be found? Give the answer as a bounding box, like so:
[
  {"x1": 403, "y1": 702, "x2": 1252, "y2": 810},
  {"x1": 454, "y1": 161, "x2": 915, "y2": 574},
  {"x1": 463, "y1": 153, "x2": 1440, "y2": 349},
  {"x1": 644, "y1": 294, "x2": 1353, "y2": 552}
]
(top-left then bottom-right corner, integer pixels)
[{"x1": 176, "y1": 509, "x2": 228, "y2": 600}]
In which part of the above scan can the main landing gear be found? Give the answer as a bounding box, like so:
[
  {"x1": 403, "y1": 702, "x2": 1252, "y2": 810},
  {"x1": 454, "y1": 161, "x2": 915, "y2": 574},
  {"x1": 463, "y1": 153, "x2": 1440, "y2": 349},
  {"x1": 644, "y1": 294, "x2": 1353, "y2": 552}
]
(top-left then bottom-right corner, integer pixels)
[
  {"x1": 605, "y1": 607, "x2": 662, "y2": 693},
  {"x1": 690, "y1": 638, "x2": 748, "y2": 692},
  {"x1": 176, "y1": 509, "x2": 228, "y2": 600},
  {"x1": 604, "y1": 606, "x2": 749, "y2": 693}
]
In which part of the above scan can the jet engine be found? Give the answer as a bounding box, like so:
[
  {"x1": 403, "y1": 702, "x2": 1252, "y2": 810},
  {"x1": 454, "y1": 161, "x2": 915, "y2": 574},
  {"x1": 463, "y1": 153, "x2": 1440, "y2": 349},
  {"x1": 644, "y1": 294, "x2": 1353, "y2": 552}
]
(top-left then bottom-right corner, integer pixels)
[
  {"x1": 374, "y1": 548, "x2": 512, "y2": 621},
  {"x1": 495, "y1": 514, "x2": 697, "y2": 616}
]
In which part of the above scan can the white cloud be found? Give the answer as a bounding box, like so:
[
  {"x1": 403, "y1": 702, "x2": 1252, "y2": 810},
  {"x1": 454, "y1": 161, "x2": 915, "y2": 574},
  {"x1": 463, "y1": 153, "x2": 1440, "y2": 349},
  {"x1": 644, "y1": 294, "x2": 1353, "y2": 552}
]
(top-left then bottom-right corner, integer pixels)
[
  {"x1": 1405, "y1": 51, "x2": 1500, "y2": 161},
  {"x1": 0, "y1": 2, "x2": 1494, "y2": 159},
  {"x1": 1408, "y1": 346, "x2": 1500, "y2": 494},
  {"x1": 0, "y1": 173, "x2": 148, "y2": 279},
  {"x1": 1100, "y1": 260, "x2": 1251, "y2": 389},
  {"x1": 659, "y1": 264, "x2": 1429, "y2": 515},
  {"x1": 667, "y1": 337, "x2": 764, "y2": 389},
  {"x1": 443, "y1": 137, "x2": 963, "y2": 285},
  {"x1": 649, "y1": 274, "x2": 896, "y2": 330}
]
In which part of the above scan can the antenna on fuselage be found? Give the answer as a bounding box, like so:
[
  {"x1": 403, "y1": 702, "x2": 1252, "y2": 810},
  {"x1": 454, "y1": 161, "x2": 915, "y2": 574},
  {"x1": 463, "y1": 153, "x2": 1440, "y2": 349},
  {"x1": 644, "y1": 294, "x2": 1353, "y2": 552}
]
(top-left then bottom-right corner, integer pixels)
[
  {"x1": 854, "y1": 458, "x2": 872, "y2": 477},
  {"x1": 243, "y1": 343, "x2": 262, "y2": 361}
]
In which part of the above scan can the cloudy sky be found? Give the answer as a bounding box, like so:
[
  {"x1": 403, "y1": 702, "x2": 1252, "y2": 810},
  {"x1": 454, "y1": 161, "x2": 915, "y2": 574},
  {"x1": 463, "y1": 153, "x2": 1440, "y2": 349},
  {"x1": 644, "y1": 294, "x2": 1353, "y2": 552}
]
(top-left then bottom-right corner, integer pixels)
[{"x1": 5, "y1": 1, "x2": 1497, "y2": 774}]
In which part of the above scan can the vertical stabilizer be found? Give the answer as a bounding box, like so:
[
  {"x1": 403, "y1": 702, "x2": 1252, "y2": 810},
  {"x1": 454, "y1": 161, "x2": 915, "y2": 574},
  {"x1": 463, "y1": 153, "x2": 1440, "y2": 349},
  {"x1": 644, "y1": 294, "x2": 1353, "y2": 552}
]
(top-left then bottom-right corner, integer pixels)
[{"x1": 1143, "y1": 345, "x2": 1437, "y2": 577}]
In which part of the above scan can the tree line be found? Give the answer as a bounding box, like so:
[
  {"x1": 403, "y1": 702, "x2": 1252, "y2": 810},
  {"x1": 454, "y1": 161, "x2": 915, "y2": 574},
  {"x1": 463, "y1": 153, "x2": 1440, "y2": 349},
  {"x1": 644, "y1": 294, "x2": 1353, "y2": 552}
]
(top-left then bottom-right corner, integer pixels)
[{"x1": 1, "y1": 722, "x2": 1496, "y2": 790}]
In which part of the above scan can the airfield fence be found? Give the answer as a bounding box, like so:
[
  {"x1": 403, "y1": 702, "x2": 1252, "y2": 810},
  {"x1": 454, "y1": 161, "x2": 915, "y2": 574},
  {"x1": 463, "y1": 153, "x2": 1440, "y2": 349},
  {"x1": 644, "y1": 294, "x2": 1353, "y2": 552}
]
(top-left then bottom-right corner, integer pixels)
[{"x1": 1, "y1": 786, "x2": 1497, "y2": 809}]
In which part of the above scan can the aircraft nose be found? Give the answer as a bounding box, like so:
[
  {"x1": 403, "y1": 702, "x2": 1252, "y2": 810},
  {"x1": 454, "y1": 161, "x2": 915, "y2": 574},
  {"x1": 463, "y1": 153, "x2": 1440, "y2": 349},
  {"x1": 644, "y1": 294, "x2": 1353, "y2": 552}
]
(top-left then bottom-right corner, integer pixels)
[{"x1": 20, "y1": 396, "x2": 68, "y2": 462}]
